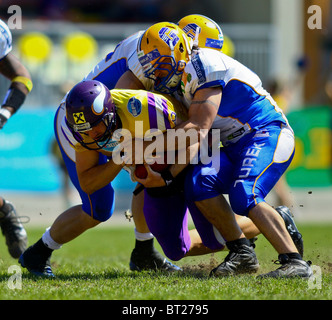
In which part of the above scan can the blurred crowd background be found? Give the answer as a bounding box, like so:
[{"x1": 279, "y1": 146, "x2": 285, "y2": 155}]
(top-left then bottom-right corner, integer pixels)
[{"x1": 0, "y1": 0, "x2": 331, "y2": 222}]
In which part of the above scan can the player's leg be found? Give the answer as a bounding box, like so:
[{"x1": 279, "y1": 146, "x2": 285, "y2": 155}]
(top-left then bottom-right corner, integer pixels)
[
  {"x1": 184, "y1": 200, "x2": 225, "y2": 257},
  {"x1": 185, "y1": 229, "x2": 219, "y2": 256},
  {"x1": 228, "y1": 123, "x2": 311, "y2": 278},
  {"x1": 130, "y1": 187, "x2": 181, "y2": 271},
  {"x1": 19, "y1": 149, "x2": 113, "y2": 277},
  {"x1": 184, "y1": 158, "x2": 259, "y2": 276},
  {"x1": 133, "y1": 189, "x2": 189, "y2": 269},
  {"x1": 19, "y1": 107, "x2": 112, "y2": 277},
  {"x1": 235, "y1": 215, "x2": 261, "y2": 239},
  {"x1": 185, "y1": 215, "x2": 260, "y2": 256}
]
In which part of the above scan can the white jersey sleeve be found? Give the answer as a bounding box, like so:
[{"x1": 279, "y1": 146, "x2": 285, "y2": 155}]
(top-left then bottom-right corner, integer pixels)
[
  {"x1": 0, "y1": 19, "x2": 12, "y2": 60},
  {"x1": 82, "y1": 30, "x2": 154, "y2": 91},
  {"x1": 180, "y1": 49, "x2": 226, "y2": 106}
]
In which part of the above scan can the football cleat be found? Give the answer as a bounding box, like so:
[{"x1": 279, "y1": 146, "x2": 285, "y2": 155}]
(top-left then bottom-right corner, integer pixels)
[
  {"x1": 18, "y1": 240, "x2": 55, "y2": 277},
  {"x1": 275, "y1": 206, "x2": 304, "y2": 257},
  {"x1": 0, "y1": 200, "x2": 28, "y2": 258},
  {"x1": 129, "y1": 247, "x2": 182, "y2": 272},
  {"x1": 257, "y1": 254, "x2": 313, "y2": 279},
  {"x1": 210, "y1": 242, "x2": 259, "y2": 277},
  {"x1": 19, "y1": 254, "x2": 54, "y2": 278}
]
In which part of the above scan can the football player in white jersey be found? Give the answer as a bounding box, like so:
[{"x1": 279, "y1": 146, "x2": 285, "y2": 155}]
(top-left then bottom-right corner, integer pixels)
[
  {"x1": 0, "y1": 19, "x2": 32, "y2": 258},
  {"x1": 19, "y1": 21, "x2": 231, "y2": 276},
  {"x1": 19, "y1": 17, "x2": 262, "y2": 277},
  {"x1": 136, "y1": 22, "x2": 312, "y2": 278}
]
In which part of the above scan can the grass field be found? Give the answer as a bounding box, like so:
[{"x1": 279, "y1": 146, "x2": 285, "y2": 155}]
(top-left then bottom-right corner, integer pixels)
[{"x1": 0, "y1": 223, "x2": 331, "y2": 301}]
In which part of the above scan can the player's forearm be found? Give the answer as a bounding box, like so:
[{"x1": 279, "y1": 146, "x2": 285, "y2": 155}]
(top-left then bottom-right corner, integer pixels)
[
  {"x1": 0, "y1": 54, "x2": 32, "y2": 128},
  {"x1": 169, "y1": 141, "x2": 200, "y2": 178},
  {"x1": 0, "y1": 54, "x2": 31, "y2": 96},
  {"x1": 78, "y1": 160, "x2": 124, "y2": 194}
]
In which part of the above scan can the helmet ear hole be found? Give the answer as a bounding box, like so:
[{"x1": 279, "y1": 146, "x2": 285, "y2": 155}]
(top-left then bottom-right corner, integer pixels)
[{"x1": 179, "y1": 43, "x2": 184, "y2": 53}]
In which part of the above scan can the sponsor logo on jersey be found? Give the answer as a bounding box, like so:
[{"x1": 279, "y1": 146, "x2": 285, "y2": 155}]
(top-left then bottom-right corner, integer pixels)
[
  {"x1": 191, "y1": 54, "x2": 206, "y2": 85},
  {"x1": 127, "y1": 97, "x2": 142, "y2": 117},
  {"x1": 254, "y1": 129, "x2": 270, "y2": 138}
]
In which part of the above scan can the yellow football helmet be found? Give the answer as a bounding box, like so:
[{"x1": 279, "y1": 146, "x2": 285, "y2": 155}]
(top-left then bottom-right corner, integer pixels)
[
  {"x1": 138, "y1": 22, "x2": 192, "y2": 93},
  {"x1": 178, "y1": 14, "x2": 224, "y2": 51}
]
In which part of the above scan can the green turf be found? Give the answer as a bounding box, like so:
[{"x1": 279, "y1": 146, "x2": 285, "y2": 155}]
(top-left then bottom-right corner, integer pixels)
[{"x1": 0, "y1": 223, "x2": 331, "y2": 300}]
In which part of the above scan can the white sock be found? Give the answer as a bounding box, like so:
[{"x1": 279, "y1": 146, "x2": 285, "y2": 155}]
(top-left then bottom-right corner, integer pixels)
[
  {"x1": 42, "y1": 227, "x2": 63, "y2": 250},
  {"x1": 134, "y1": 228, "x2": 154, "y2": 241}
]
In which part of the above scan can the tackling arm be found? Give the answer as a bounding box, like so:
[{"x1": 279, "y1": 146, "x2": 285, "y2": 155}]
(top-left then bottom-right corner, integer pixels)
[
  {"x1": 0, "y1": 53, "x2": 32, "y2": 129},
  {"x1": 166, "y1": 86, "x2": 221, "y2": 149},
  {"x1": 134, "y1": 86, "x2": 221, "y2": 188},
  {"x1": 115, "y1": 70, "x2": 145, "y2": 90}
]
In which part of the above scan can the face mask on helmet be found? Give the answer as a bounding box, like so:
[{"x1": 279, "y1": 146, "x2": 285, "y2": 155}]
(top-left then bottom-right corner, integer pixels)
[
  {"x1": 177, "y1": 14, "x2": 224, "y2": 52},
  {"x1": 65, "y1": 80, "x2": 117, "y2": 151},
  {"x1": 138, "y1": 22, "x2": 192, "y2": 94}
]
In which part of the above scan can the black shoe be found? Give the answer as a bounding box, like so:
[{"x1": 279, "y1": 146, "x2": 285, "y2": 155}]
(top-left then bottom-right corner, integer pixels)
[
  {"x1": 0, "y1": 200, "x2": 28, "y2": 258},
  {"x1": 18, "y1": 239, "x2": 54, "y2": 277},
  {"x1": 257, "y1": 254, "x2": 313, "y2": 279},
  {"x1": 129, "y1": 247, "x2": 181, "y2": 272},
  {"x1": 210, "y1": 239, "x2": 260, "y2": 277},
  {"x1": 275, "y1": 206, "x2": 304, "y2": 257},
  {"x1": 248, "y1": 237, "x2": 258, "y2": 248}
]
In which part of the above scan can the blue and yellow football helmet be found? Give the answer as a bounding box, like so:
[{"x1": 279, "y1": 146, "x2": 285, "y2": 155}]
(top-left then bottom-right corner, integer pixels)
[
  {"x1": 138, "y1": 22, "x2": 192, "y2": 94},
  {"x1": 177, "y1": 14, "x2": 224, "y2": 51}
]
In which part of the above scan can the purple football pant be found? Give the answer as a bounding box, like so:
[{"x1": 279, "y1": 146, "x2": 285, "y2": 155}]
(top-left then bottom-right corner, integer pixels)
[{"x1": 143, "y1": 190, "x2": 225, "y2": 261}]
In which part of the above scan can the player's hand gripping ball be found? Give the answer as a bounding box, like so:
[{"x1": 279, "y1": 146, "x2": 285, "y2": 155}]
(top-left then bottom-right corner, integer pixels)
[{"x1": 134, "y1": 154, "x2": 170, "y2": 179}]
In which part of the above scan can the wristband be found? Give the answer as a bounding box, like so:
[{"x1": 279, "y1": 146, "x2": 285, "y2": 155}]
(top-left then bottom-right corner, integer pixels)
[
  {"x1": 12, "y1": 76, "x2": 33, "y2": 92},
  {"x1": 1, "y1": 87, "x2": 26, "y2": 113},
  {"x1": 0, "y1": 108, "x2": 11, "y2": 119},
  {"x1": 160, "y1": 170, "x2": 174, "y2": 186}
]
